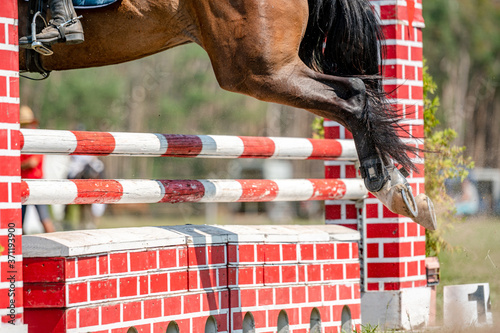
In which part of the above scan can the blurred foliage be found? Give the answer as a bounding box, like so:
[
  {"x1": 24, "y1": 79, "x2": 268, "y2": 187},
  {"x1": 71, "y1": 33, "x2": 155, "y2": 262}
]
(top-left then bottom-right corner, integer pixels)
[
  {"x1": 423, "y1": 0, "x2": 500, "y2": 92},
  {"x1": 21, "y1": 44, "x2": 268, "y2": 135},
  {"x1": 311, "y1": 116, "x2": 324, "y2": 139},
  {"x1": 423, "y1": 61, "x2": 475, "y2": 257},
  {"x1": 423, "y1": 0, "x2": 500, "y2": 169}
]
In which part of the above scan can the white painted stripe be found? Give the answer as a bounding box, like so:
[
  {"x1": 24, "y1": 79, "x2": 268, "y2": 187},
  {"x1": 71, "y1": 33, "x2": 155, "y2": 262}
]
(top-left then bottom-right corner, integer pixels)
[
  {"x1": 323, "y1": 120, "x2": 342, "y2": 127},
  {"x1": 0, "y1": 17, "x2": 17, "y2": 25},
  {"x1": 118, "y1": 180, "x2": 163, "y2": 203},
  {"x1": 325, "y1": 220, "x2": 358, "y2": 225},
  {"x1": 0, "y1": 176, "x2": 19, "y2": 182},
  {"x1": 22, "y1": 129, "x2": 77, "y2": 154},
  {"x1": 365, "y1": 255, "x2": 426, "y2": 263},
  {"x1": 0, "y1": 254, "x2": 22, "y2": 262},
  {"x1": 0, "y1": 281, "x2": 23, "y2": 289},
  {"x1": 0, "y1": 308, "x2": 24, "y2": 317},
  {"x1": 398, "y1": 119, "x2": 424, "y2": 125},
  {"x1": 324, "y1": 160, "x2": 356, "y2": 166},
  {"x1": 199, "y1": 180, "x2": 242, "y2": 202},
  {"x1": 367, "y1": 237, "x2": 426, "y2": 244},
  {"x1": 384, "y1": 39, "x2": 423, "y2": 48},
  {"x1": 274, "y1": 179, "x2": 314, "y2": 201},
  {"x1": 380, "y1": 19, "x2": 425, "y2": 28},
  {"x1": 0, "y1": 69, "x2": 19, "y2": 77},
  {"x1": 382, "y1": 59, "x2": 423, "y2": 67},
  {"x1": 111, "y1": 132, "x2": 167, "y2": 156},
  {"x1": 23, "y1": 180, "x2": 78, "y2": 205},
  {"x1": 270, "y1": 137, "x2": 313, "y2": 159},
  {"x1": 0, "y1": 96, "x2": 20, "y2": 104},
  {"x1": 0, "y1": 43, "x2": 18, "y2": 52},
  {"x1": 341, "y1": 179, "x2": 368, "y2": 200},
  {"x1": 0, "y1": 203, "x2": 21, "y2": 209},
  {"x1": 0, "y1": 149, "x2": 20, "y2": 156},
  {"x1": 0, "y1": 228, "x2": 22, "y2": 237},
  {"x1": 0, "y1": 123, "x2": 19, "y2": 130},
  {"x1": 386, "y1": 99, "x2": 424, "y2": 105},
  {"x1": 384, "y1": 79, "x2": 423, "y2": 86},
  {"x1": 339, "y1": 140, "x2": 357, "y2": 160},
  {"x1": 373, "y1": 0, "x2": 422, "y2": 8},
  {"x1": 202, "y1": 135, "x2": 245, "y2": 157}
]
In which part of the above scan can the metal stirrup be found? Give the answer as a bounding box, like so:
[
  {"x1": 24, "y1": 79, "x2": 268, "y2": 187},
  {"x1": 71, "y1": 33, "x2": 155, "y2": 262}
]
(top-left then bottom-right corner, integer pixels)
[{"x1": 30, "y1": 12, "x2": 53, "y2": 56}]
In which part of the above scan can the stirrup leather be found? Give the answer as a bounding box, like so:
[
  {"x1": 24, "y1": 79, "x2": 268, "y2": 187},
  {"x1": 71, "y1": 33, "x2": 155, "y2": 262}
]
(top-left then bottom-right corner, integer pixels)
[{"x1": 52, "y1": 15, "x2": 84, "y2": 41}]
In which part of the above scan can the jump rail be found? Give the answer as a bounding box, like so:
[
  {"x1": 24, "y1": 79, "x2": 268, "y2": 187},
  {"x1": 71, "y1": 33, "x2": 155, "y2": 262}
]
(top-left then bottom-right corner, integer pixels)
[
  {"x1": 20, "y1": 128, "x2": 357, "y2": 160},
  {"x1": 21, "y1": 178, "x2": 367, "y2": 205}
]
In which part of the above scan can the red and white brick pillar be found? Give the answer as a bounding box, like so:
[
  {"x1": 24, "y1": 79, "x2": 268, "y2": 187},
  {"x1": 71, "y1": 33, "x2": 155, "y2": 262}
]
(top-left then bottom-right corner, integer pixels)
[
  {"x1": 1, "y1": 1, "x2": 26, "y2": 332},
  {"x1": 326, "y1": 0, "x2": 429, "y2": 329}
]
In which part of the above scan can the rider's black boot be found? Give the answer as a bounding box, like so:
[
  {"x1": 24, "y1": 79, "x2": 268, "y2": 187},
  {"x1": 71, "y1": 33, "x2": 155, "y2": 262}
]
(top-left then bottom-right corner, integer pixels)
[{"x1": 19, "y1": 0, "x2": 84, "y2": 47}]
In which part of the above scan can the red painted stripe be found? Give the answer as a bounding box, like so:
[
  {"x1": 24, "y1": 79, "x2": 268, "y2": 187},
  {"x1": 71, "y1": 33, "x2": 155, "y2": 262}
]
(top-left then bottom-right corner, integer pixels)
[
  {"x1": 0, "y1": 50, "x2": 18, "y2": 71},
  {"x1": 236, "y1": 179, "x2": 279, "y2": 202},
  {"x1": 18, "y1": 130, "x2": 24, "y2": 149},
  {"x1": 23, "y1": 258, "x2": 66, "y2": 283},
  {"x1": 24, "y1": 283, "x2": 65, "y2": 308},
  {"x1": 71, "y1": 180, "x2": 123, "y2": 204},
  {"x1": 308, "y1": 139, "x2": 343, "y2": 159},
  {"x1": 158, "y1": 180, "x2": 205, "y2": 203},
  {"x1": 161, "y1": 135, "x2": 203, "y2": 157},
  {"x1": 72, "y1": 131, "x2": 116, "y2": 155},
  {"x1": 308, "y1": 179, "x2": 346, "y2": 200},
  {"x1": 20, "y1": 180, "x2": 29, "y2": 204},
  {"x1": 239, "y1": 137, "x2": 275, "y2": 158},
  {"x1": 0, "y1": 2, "x2": 17, "y2": 18}
]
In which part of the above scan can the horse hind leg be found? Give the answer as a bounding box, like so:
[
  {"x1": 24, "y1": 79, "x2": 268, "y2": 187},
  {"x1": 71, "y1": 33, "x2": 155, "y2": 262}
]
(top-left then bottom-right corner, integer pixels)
[
  {"x1": 194, "y1": 0, "x2": 435, "y2": 228},
  {"x1": 331, "y1": 83, "x2": 437, "y2": 229},
  {"x1": 344, "y1": 84, "x2": 437, "y2": 229}
]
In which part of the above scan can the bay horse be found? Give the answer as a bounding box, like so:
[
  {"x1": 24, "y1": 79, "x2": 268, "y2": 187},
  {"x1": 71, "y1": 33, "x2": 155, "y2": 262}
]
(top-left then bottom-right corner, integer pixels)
[{"x1": 17, "y1": 0, "x2": 436, "y2": 229}]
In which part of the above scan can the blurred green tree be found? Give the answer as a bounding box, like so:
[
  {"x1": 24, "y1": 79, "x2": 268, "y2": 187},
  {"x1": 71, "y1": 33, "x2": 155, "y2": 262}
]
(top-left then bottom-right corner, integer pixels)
[{"x1": 423, "y1": 0, "x2": 500, "y2": 168}]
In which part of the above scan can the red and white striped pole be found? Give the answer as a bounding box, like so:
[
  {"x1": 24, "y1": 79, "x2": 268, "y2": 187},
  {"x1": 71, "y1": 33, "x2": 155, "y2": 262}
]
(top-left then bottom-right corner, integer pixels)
[
  {"x1": 20, "y1": 129, "x2": 357, "y2": 160},
  {"x1": 0, "y1": 1, "x2": 27, "y2": 331},
  {"x1": 21, "y1": 178, "x2": 367, "y2": 205}
]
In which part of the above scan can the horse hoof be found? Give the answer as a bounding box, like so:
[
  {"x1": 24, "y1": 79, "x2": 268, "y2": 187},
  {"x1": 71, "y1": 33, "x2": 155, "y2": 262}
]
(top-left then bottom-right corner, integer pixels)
[
  {"x1": 412, "y1": 194, "x2": 437, "y2": 230},
  {"x1": 387, "y1": 183, "x2": 418, "y2": 218},
  {"x1": 370, "y1": 182, "x2": 418, "y2": 218},
  {"x1": 400, "y1": 183, "x2": 418, "y2": 218}
]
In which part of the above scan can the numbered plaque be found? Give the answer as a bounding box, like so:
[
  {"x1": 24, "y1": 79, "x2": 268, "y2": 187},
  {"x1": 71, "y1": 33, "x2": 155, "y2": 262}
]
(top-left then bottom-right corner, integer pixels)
[{"x1": 444, "y1": 283, "x2": 493, "y2": 327}]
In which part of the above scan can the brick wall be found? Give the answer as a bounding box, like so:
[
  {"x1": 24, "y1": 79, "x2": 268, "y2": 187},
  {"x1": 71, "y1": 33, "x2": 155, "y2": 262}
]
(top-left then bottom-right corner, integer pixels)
[
  {"x1": 325, "y1": 0, "x2": 426, "y2": 292},
  {"x1": 23, "y1": 225, "x2": 361, "y2": 333},
  {"x1": 0, "y1": 0, "x2": 23, "y2": 328}
]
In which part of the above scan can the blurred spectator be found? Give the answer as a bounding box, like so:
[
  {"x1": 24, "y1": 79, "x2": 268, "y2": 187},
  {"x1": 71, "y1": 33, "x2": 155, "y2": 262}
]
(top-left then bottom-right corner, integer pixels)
[
  {"x1": 20, "y1": 106, "x2": 56, "y2": 233},
  {"x1": 67, "y1": 155, "x2": 105, "y2": 229},
  {"x1": 455, "y1": 176, "x2": 480, "y2": 216}
]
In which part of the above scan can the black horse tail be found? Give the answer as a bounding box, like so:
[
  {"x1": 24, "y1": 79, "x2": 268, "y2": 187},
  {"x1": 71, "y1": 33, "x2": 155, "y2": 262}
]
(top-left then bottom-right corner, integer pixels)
[{"x1": 299, "y1": 0, "x2": 417, "y2": 172}]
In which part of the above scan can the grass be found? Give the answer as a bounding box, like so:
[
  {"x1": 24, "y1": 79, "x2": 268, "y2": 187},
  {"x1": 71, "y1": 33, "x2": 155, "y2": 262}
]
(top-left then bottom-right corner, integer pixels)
[{"x1": 435, "y1": 216, "x2": 500, "y2": 329}]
